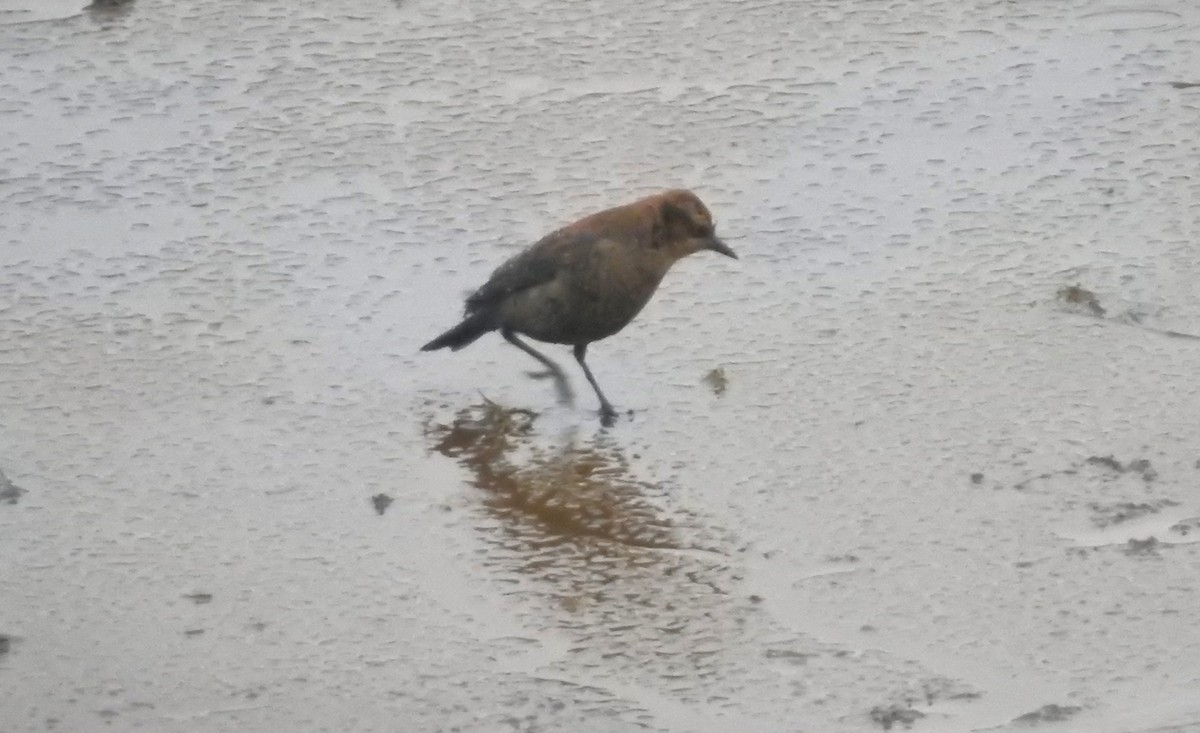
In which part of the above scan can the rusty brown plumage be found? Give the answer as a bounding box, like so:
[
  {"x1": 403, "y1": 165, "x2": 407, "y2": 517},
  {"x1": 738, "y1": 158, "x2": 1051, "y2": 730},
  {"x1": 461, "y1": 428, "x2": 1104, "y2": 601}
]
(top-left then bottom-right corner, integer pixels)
[{"x1": 422, "y1": 189, "x2": 736, "y2": 422}]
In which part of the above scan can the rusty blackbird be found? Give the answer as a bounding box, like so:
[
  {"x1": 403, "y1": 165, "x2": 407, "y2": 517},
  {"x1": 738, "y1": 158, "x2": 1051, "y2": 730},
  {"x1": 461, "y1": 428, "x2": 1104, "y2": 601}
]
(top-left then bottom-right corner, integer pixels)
[{"x1": 422, "y1": 189, "x2": 736, "y2": 422}]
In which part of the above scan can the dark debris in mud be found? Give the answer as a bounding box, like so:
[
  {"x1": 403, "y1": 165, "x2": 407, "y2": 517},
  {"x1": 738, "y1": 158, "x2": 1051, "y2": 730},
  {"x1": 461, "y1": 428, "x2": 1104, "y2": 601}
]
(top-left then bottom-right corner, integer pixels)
[
  {"x1": 869, "y1": 704, "x2": 925, "y2": 730},
  {"x1": 866, "y1": 679, "x2": 979, "y2": 731},
  {"x1": 182, "y1": 593, "x2": 213, "y2": 605},
  {"x1": 703, "y1": 367, "x2": 729, "y2": 396},
  {"x1": 0, "y1": 633, "x2": 11, "y2": 656},
  {"x1": 1170, "y1": 81, "x2": 1200, "y2": 89},
  {"x1": 1168, "y1": 516, "x2": 1200, "y2": 537},
  {"x1": 371, "y1": 493, "x2": 394, "y2": 515},
  {"x1": 1085, "y1": 455, "x2": 1157, "y2": 483},
  {"x1": 1087, "y1": 499, "x2": 1179, "y2": 528},
  {"x1": 1123, "y1": 537, "x2": 1161, "y2": 557},
  {"x1": 0, "y1": 470, "x2": 25, "y2": 505},
  {"x1": 1014, "y1": 454, "x2": 1158, "y2": 492},
  {"x1": 917, "y1": 678, "x2": 982, "y2": 706},
  {"x1": 763, "y1": 647, "x2": 816, "y2": 664},
  {"x1": 1013, "y1": 470, "x2": 1068, "y2": 492},
  {"x1": 1013, "y1": 703, "x2": 1082, "y2": 725}
]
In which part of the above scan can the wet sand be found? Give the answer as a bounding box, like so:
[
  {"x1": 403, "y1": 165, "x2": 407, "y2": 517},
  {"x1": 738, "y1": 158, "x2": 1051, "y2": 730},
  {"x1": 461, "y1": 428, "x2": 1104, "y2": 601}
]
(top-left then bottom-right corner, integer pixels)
[{"x1": 2, "y1": 0, "x2": 1199, "y2": 731}]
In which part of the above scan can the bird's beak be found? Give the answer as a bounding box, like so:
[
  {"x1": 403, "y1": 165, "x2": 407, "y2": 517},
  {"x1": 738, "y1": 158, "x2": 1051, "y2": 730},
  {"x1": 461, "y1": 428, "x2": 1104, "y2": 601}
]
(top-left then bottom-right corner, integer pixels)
[{"x1": 705, "y1": 236, "x2": 738, "y2": 259}]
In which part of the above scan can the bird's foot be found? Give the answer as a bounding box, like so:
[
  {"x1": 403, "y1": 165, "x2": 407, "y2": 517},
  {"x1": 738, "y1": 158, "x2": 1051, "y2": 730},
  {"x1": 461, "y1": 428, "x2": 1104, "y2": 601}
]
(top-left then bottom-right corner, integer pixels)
[
  {"x1": 523, "y1": 368, "x2": 575, "y2": 406},
  {"x1": 598, "y1": 403, "x2": 618, "y2": 427}
]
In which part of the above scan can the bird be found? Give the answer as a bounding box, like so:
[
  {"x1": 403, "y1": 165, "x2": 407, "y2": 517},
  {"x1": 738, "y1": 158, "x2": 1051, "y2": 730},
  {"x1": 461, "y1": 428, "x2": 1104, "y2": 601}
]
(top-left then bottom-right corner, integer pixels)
[{"x1": 421, "y1": 189, "x2": 736, "y2": 422}]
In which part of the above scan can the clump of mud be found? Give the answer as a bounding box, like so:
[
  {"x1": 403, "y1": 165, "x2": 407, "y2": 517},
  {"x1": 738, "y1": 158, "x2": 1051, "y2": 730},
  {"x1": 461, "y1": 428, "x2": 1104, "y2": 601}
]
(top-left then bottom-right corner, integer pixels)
[
  {"x1": 1013, "y1": 703, "x2": 1082, "y2": 725},
  {"x1": 1057, "y1": 284, "x2": 1105, "y2": 317},
  {"x1": 370, "y1": 493, "x2": 393, "y2": 515},
  {"x1": 1054, "y1": 285, "x2": 1200, "y2": 340}
]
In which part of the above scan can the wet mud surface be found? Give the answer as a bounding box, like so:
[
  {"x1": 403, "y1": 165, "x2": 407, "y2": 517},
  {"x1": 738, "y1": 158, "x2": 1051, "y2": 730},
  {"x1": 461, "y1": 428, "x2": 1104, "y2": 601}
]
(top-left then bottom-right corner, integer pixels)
[{"x1": 3, "y1": 0, "x2": 1200, "y2": 731}]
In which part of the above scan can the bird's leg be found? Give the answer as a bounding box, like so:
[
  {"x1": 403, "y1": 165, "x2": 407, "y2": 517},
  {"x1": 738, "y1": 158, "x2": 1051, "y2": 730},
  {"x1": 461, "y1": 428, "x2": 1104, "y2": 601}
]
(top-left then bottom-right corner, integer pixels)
[
  {"x1": 573, "y1": 343, "x2": 617, "y2": 423},
  {"x1": 502, "y1": 329, "x2": 574, "y2": 405},
  {"x1": 502, "y1": 328, "x2": 564, "y2": 375}
]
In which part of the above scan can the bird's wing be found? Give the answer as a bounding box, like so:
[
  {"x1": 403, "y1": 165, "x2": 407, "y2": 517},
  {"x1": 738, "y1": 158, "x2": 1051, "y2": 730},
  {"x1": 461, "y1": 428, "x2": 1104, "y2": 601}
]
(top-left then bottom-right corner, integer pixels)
[{"x1": 464, "y1": 230, "x2": 596, "y2": 313}]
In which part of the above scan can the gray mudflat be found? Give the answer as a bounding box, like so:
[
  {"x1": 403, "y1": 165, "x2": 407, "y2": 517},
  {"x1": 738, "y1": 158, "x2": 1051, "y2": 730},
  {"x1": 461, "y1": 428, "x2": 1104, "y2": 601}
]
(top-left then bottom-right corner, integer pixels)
[{"x1": 2, "y1": 1, "x2": 1199, "y2": 731}]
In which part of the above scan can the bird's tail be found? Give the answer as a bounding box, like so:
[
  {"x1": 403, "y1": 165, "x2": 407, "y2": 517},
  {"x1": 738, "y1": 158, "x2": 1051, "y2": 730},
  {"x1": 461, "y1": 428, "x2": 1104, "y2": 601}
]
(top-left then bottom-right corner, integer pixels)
[{"x1": 421, "y1": 311, "x2": 494, "y2": 352}]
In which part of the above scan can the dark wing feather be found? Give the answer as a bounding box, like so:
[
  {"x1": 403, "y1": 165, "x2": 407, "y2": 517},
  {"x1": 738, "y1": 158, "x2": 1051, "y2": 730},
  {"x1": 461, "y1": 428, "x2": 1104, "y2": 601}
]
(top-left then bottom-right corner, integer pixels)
[{"x1": 464, "y1": 230, "x2": 597, "y2": 314}]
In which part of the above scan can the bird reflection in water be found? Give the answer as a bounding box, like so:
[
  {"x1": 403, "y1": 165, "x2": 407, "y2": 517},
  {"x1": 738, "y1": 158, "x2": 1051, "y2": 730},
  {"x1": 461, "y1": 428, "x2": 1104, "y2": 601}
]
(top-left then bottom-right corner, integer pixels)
[
  {"x1": 424, "y1": 400, "x2": 751, "y2": 688},
  {"x1": 425, "y1": 398, "x2": 680, "y2": 551}
]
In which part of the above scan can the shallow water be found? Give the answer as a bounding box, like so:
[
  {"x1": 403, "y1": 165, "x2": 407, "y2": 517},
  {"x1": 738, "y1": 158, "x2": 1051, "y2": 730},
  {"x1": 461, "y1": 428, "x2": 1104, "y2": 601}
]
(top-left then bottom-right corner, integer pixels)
[{"x1": 2, "y1": 0, "x2": 1200, "y2": 731}]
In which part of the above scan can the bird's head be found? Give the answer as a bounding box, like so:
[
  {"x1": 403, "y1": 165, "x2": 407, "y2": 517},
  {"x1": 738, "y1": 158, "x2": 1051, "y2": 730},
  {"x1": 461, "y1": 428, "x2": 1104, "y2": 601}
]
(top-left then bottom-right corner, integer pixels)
[{"x1": 652, "y1": 189, "x2": 737, "y2": 261}]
